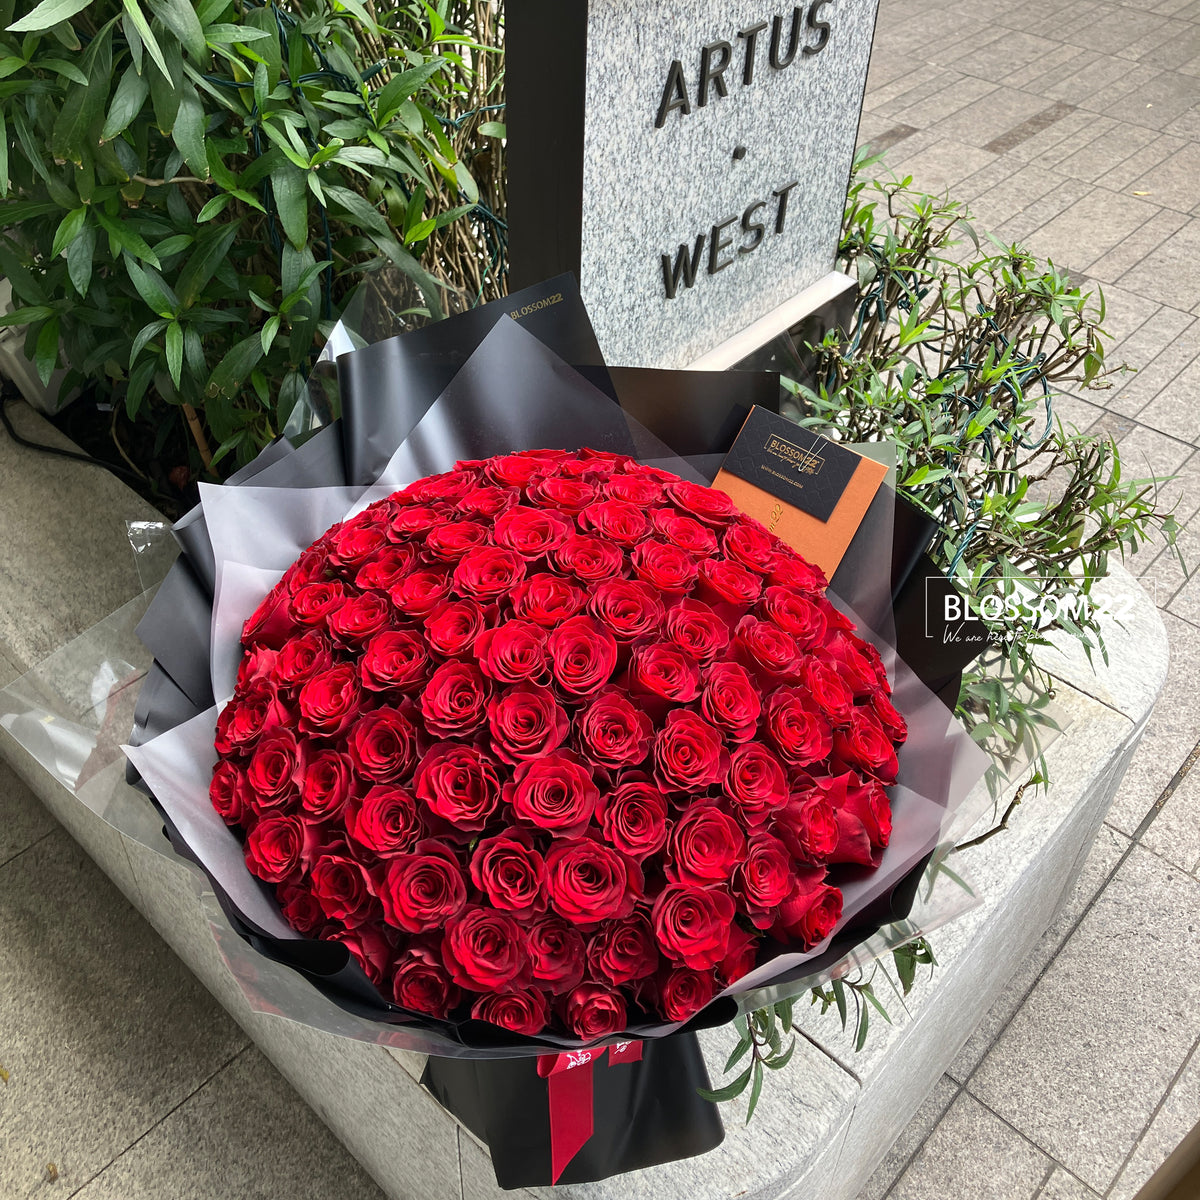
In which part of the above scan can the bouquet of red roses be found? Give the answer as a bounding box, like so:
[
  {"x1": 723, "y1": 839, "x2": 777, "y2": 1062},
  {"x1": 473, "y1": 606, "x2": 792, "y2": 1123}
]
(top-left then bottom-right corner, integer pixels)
[{"x1": 212, "y1": 448, "x2": 908, "y2": 1041}]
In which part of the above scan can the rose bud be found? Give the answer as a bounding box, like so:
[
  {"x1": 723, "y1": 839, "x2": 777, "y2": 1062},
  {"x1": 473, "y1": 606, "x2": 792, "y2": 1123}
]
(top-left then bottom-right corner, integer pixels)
[
  {"x1": 359, "y1": 629, "x2": 429, "y2": 693},
  {"x1": 472, "y1": 988, "x2": 551, "y2": 1036},
  {"x1": 651, "y1": 883, "x2": 736, "y2": 970},
  {"x1": 760, "y1": 586, "x2": 828, "y2": 650},
  {"x1": 546, "y1": 615, "x2": 618, "y2": 698},
  {"x1": 424, "y1": 598, "x2": 486, "y2": 659},
  {"x1": 668, "y1": 804, "x2": 746, "y2": 885},
  {"x1": 235, "y1": 645, "x2": 278, "y2": 693},
  {"x1": 504, "y1": 751, "x2": 600, "y2": 838},
  {"x1": 628, "y1": 642, "x2": 702, "y2": 704},
  {"x1": 663, "y1": 598, "x2": 730, "y2": 665},
  {"x1": 475, "y1": 620, "x2": 549, "y2": 685},
  {"x1": 723, "y1": 742, "x2": 790, "y2": 825},
  {"x1": 526, "y1": 913, "x2": 587, "y2": 993},
  {"x1": 209, "y1": 760, "x2": 251, "y2": 826},
  {"x1": 511, "y1": 572, "x2": 587, "y2": 626},
  {"x1": 578, "y1": 499, "x2": 649, "y2": 546},
  {"x1": 297, "y1": 664, "x2": 361, "y2": 739},
  {"x1": 424, "y1": 520, "x2": 489, "y2": 562},
  {"x1": 393, "y1": 940, "x2": 462, "y2": 1018},
  {"x1": 275, "y1": 630, "x2": 335, "y2": 689},
  {"x1": 354, "y1": 544, "x2": 417, "y2": 590},
  {"x1": 244, "y1": 814, "x2": 313, "y2": 883},
  {"x1": 420, "y1": 660, "x2": 491, "y2": 738},
  {"x1": 733, "y1": 833, "x2": 794, "y2": 926},
  {"x1": 554, "y1": 533, "x2": 626, "y2": 584},
  {"x1": 631, "y1": 541, "x2": 699, "y2": 593},
  {"x1": 589, "y1": 914, "x2": 659, "y2": 986},
  {"x1": 576, "y1": 691, "x2": 654, "y2": 771},
  {"x1": 469, "y1": 833, "x2": 546, "y2": 918},
  {"x1": 413, "y1": 743, "x2": 501, "y2": 832},
  {"x1": 653, "y1": 710, "x2": 729, "y2": 793},
  {"x1": 723, "y1": 520, "x2": 779, "y2": 573},
  {"x1": 527, "y1": 473, "x2": 596, "y2": 512},
  {"x1": 346, "y1": 785, "x2": 424, "y2": 858},
  {"x1": 650, "y1": 507, "x2": 719, "y2": 555},
  {"x1": 657, "y1": 965, "x2": 718, "y2": 1022},
  {"x1": 277, "y1": 880, "x2": 327, "y2": 936},
  {"x1": 563, "y1": 982, "x2": 628, "y2": 1040},
  {"x1": 588, "y1": 578, "x2": 665, "y2": 643},
  {"x1": 442, "y1": 907, "x2": 529, "y2": 991},
  {"x1": 769, "y1": 866, "x2": 843, "y2": 948},
  {"x1": 665, "y1": 479, "x2": 735, "y2": 525},
  {"x1": 389, "y1": 568, "x2": 452, "y2": 618},
  {"x1": 246, "y1": 729, "x2": 305, "y2": 811},
  {"x1": 329, "y1": 924, "x2": 393, "y2": 985},
  {"x1": 214, "y1": 681, "x2": 287, "y2": 755},
  {"x1": 734, "y1": 615, "x2": 800, "y2": 678},
  {"x1": 699, "y1": 660, "x2": 762, "y2": 743},
  {"x1": 310, "y1": 853, "x2": 378, "y2": 926},
  {"x1": 834, "y1": 708, "x2": 900, "y2": 783},
  {"x1": 764, "y1": 686, "x2": 833, "y2": 767},
  {"x1": 346, "y1": 706, "x2": 418, "y2": 783},
  {"x1": 871, "y1": 690, "x2": 908, "y2": 743},
  {"x1": 328, "y1": 590, "x2": 393, "y2": 645},
  {"x1": 379, "y1": 841, "x2": 468, "y2": 933},
  {"x1": 597, "y1": 776, "x2": 670, "y2": 860},
  {"x1": 242, "y1": 578, "x2": 296, "y2": 648},
  {"x1": 697, "y1": 558, "x2": 763, "y2": 607},
  {"x1": 544, "y1": 839, "x2": 642, "y2": 925},
  {"x1": 300, "y1": 749, "x2": 354, "y2": 821},
  {"x1": 452, "y1": 545, "x2": 527, "y2": 601},
  {"x1": 493, "y1": 505, "x2": 574, "y2": 558}
]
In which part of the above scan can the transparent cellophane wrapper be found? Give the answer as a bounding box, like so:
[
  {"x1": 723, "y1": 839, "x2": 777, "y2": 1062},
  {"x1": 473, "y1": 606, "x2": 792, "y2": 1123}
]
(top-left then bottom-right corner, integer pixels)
[{"x1": 0, "y1": 269, "x2": 1069, "y2": 1058}]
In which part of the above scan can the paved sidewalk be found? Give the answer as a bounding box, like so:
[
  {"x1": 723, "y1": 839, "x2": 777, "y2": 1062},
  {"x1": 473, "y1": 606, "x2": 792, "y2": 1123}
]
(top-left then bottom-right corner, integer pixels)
[{"x1": 857, "y1": 0, "x2": 1200, "y2": 1197}]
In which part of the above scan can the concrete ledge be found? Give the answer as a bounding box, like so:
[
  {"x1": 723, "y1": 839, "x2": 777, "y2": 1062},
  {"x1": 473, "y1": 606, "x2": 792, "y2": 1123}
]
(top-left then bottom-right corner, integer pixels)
[{"x1": 0, "y1": 405, "x2": 1170, "y2": 1199}]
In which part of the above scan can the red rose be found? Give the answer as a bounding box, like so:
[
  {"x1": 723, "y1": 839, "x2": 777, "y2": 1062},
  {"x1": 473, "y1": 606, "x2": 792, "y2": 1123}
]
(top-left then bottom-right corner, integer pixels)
[
  {"x1": 588, "y1": 578, "x2": 665, "y2": 642},
  {"x1": 669, "y1": 804, "x2": 746, "y2": 885},
  {"x1": 246, "y1": 729, "x2": 305, "y2": 811},
  {"x1": 769, "y1": 556, "x2": 827, "y2": 594},
  {"x1": 453, "y1": 545, "x2": 527, "y2": 600},
  {"x1": 825, "y1": 630, "x2": 883, "y2": 697},
  {"x1": 653, "y1": 710, "x2": 728, "y2": 793},
  {"x1": 493, "y1": 505, "x2": 574, "y2": 558},
  {"x1": 388, "y1": 504, "x2": 442, "y2": 538},
  {"x1": 459, "y1": 484, "x2": 518, "y2": 519},
  {"x1": 214, "y1": 682, "x2": 286, "y2": 755},
  {"x1": 723, "y1": 520, "x2": 778, "y2": 573},
  {"x1": 546, "y1": 615, "x2": 618, "y2": 697},
  {"x1": 328, "y1": 590, "x2": 393, "y2": 645},
  {"x1": 834, "y1": 709, "x2": 900, "y2": 782},
  {"x1": 393, "y1": 939, "x2": 462, "y2": 1017},
  {"x1": 244, "y1": 814, "x2": 313, "y2": 882},
  {"x1": 298, "y1": 664, "x2": 362, "y2": 738},
  {"x1": 241, "y1": 579, "x2": 294, "y2": 648},
  {"x1": 563, "y1": 983, "x2": 628, "y2": 1039},
  {"x1": 528, "y1": 474, "x2": 596, "y2": 512},
  {"x1": 389, "y1": 568, "x2": 452, "y2": 618},
  {"x1": 769, "y1": 866, "x2": 842, "y2": 948},
  {"x1": 380, "y1": 841, "x2": 467, "y2": 932},
  {"x1": 723, "y1": 742, "x2": 789, "y2": 825},
  {"x1": 657, "y1": 966, "x2": 717, "y2": 1021},
  {"x1": 210, "y1": 760, "x2": 250, "y2": 825},
  {"x1": 734, "y1": 833, "x2": 793, "y2": 925},
  {"x1": 310, "y1": 853, "x2": 378, "y2": 926},
  {"x1": 773, "y1": 790, "x2": 839, "y2": 864},
  {"x1": 346, "y1": 784, "x2": 424, "y2": 857},
  {"x1": 606, "y1": 473, "x2": 664, "y2": 505},
  {"x1": 553, "y1": 534, "x2": 625, "y2": 584},
  {"x1": 346, "y1": 706, "x2": 418, "y2": 783},
  {"x1": 734, "y1": 615, "x2": 799, "y2": 677},
  {"x1": 511, "y1": 572, "x2": 587, "y2": 626},
  {"x1": 289, "y1": 580, "x2": 346, "y2": 626},
  {"x1": 526, "y1": 914, "x2": 587, "y2": 993},
  {"x1": 589, "y1": 914, "x2": 659, "y2": 985},
  {"x1": 576, "y1": 691, "x2": 653, "y2": 770},
  {"x1": 698, "y1": 558, "x2": 763, "y2": 607},
  {"x1": 663, "y1": 599, "x2": 730, "y2": 664},
  {"x1": 631, "y1": 541, "x2": 699, "y2": 593},
  {"x1": 652, "y1": 884, "x2": 735, "y2": 969},
  {"x1": 300, "y1": 749, "x2": 354, "y2": 820},
  {"x1": 487, "y1": 452, "x2": 550, "y2": 487},
  {"x1": 354, "y1": 544, "x2": 417, "y2": 591},
  {"x1": 278, "y1": 880, "x2": 327, "y2": 936},
  {"x1": 475, "y1": 620, "x2": 549, "y2": 685},
  {"x1": 487, "y1": 684, "x2": 570, "y2": 764},
  {"x1": 760, "y1": 586, "x2": 828, "y2": 650},
  {"x1": 579, "y1": 499, "x2": 649, "y2": 546},
  {"x1": 443, "y1": 906, "x2": 529, "y2": 991},
  {"x1": 597, "y1": 776, "x2": 670, "y2": 860},
  {"x1": 871, "y1": 690, "x2": 908, "y2": 742},
  {"x1": 764, "y1": 687, "x2": 833, "y2": 766},
  {"x1": 407, "y1": 469, "x2": 473, "y2": 503},
  {"x1": 505, "y1": 752, "x2": 599, "y2": 838},
  {"x1": 650, "y1": 508, "x2": 719, "y2": 555},
  {"x1": 802, "y1": 659, "x2": 855, "y2": 725},
  {"x1": 628, "y1": 642, "x2": 702, "y2": 703},
  {"x1": 425, "y1": 520, "x2": 489, "y2": 562},
  {"x1": 720, "y1": 924, "x2": 758, "y2": 985},
  {"x1": 359, "y1": 629, "x2": 428, "y2": 693},
  {"x1": 469, "y1": 832, "x2": 546, "y2": 918},
  {"x1": 330, "y1": 924, "x2": 393, "y2": 985},
  {"x1": 472, "y1": 988, "x2": 550, "y2": 1035},
  {"x1": 424, "y1": 599, "x2": 486, "y2": 659},
  {"x1": 826, "y1": 773, "x2": 892, "y2": 865},
  {"x1": 275, "y1": 631, "x2": 334, "y2": 689},
  {"x1": 236, "y1": 645, "x2": 278, "y2": 692},
  {"x1": 667, "y1": 479, "x2": 735, "y2": 525},
  {"x1": 544, "y1": 839, "x2": 641, "y2": 924},
  {"x1": 699, "y1": 660, "x2": 762, "y2": 742},
  {"x1": 413, "y1": 743, "x2": 501, "y2": 831},
  {"x1": 420, "y1": 660, "x2": 491, "y2": 738}
]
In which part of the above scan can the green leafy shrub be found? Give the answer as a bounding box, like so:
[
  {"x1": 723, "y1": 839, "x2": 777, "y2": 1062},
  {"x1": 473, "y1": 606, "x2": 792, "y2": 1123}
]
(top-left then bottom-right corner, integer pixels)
[{"x1": 0, "y1": 0, "x2": 503, "y2": 480}]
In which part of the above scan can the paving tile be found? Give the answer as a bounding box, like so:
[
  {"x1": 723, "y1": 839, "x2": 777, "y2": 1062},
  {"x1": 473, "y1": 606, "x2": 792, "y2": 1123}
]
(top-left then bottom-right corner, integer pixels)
[
  {"x1": 1037, "y1": 1167, "x2": 1102, "y2": 1199},
  {"x1": 1006, "y1": 43, "x2": 1100, "y2": 95},
  {"x1": 856, "y1": 1075, "x2": 961, "y2": 1200},
  {"x1": 969, "y1": 846, "x2": 1200, "y2": 1192},
  {"x1": 887, "y1": 137, "x2": 999, "y2": 191},
  {"x1": 958, "y1": 162, "x2": 1072, "y2": 230},
  {"x1": 951, "y1": 29, "x2": 1060, "y2": 81},
  {"x1": 1126, "y1": 141, "x2": 1200, "y2": 213},
  {"x1": 1043, "y1": 52, "x2": 1144, "y2": 106},
  {"x1": 1138, "y1": 354, "x2": 1200, "y2": 444},
  {"x1": 1053, "y1": 121, "x2": 1162, "y2": 183},
  {"x1": 985, "y1": 102, "x2": 1079, "y2": 156},
  {"x1": 949, "y1": 823, "x2": 1130, "y2": 1082},
  {"x1": 1104, "y1": 611, "x2": 1200, "y2": 834},
  {"x1": 888, "y1": 1092, "x2": 1050, "y2": 1200},
  {"x1": 1141, "y1": 755, "x2": 1200, "y2": 871},
  {"x1": 0, "y1": 828, "x2": 248, "y2": 1196},
  {"x1": 1094, "y1": 69, "x2": 1199, "y2": 130},
  {"x1": 1102, "y1": 304, "x2": 1197, "y2": 414},
  {"x1": 1099, "y1": 131, "x2": 1188, "y2": 192},
  {"x1": 1022, "y1": 187, "x2": 1160, "y2": 272},
  {"x1": 996, "y1": 177, "x2": 1095, "y2": 248},
  {"x1": 1086, "y1": 280, "x2": 1162, "y2": 345},
  {"x1": 1086, "y1": 206, "x2": 1192, "y2": 286},
  {"x1": 1027, "y1": 115, "x2": 1122, "y2": 175},
  {"x1": 1068, "y1": 9, "x2": 1175, "y2": 59},
  {"x1": 1167, "y1": 552, "x2": 1200, "y2": 622},
  {"x1": 69, "y1": 1049, "x2": 386, "y2": 1200},
  {"x1": 892, "y1": 75, "x2": 1001, "y2": 132},
  {"x1": 1108, "y1": 1037, "x2": 1200, "y2": 1199},
  {"x1": 1146, "y1": 24, "x2": 1200, "y2": 70},
  {"x1": 0, "y1": 756, "x2": 55, "y2": 869},
  {"x1": 931, "y1": 87, "x2": 1057, "y2": 150},
  {"x1": 1050, "y1": 389, "x2": 1104, "y2": 433}
]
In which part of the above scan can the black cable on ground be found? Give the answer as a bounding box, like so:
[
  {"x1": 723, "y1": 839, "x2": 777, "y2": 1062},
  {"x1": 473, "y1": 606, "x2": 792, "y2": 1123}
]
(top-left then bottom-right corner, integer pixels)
[{"x1": 0, "y1": 396, "x2": 144, "y2": 484}]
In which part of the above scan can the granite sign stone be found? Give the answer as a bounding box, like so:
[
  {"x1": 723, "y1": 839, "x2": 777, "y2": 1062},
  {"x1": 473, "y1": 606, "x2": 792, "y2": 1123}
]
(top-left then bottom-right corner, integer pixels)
[{"x1": 508, "y1": 0, "x2": 880, "y2": 369}]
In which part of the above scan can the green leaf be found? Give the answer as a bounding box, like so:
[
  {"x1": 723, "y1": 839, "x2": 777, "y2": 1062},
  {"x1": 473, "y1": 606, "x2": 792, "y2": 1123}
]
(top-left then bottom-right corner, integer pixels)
[
  {"x1": 203, "y1": 22, "x2": 270, "y2": 43},
  {"x1": 195, "y1": 193, "x2": 230, "y2": 222},
  {"x1": 49, "y1": 19, "x2": 112, "y2": 164},
  {"x1": 176, "y1": 219, "x2": 241, "y2": 307},
  {"x1": 51, "y1": 207, "x2": 87, "y2": 258},
  {"x1": 154, "y1": 233, "x2": 193, "y2": 258},
  {"x1": 34, "y1": 316, "x2": 59, "y2": 386},
  {"x1": 121, "y1": 0, "x2": 169, "y2": 80},
  {"x1": 375, "y1": 59, "x2": 444, "y2": 120},
  {"x1": 124, "y1": 256, "x2": 177, "y2": 317},
  {"x1": 0, "y1": 111, "x2": 8, "y2": 195},
  {"x1": 0, "y1": 304, "x2": 55, "y2": 327},
  {"x1": 125, "y1": 356, "x2": 155, "y2": 419},
  {"x1": 65, "y1": 222, "x2": 95, "y2": 295},
  {"x1": 100, "y1": 62, "x2": 150, "y2": 141},
  {"x1": 40, "y1": 57, "x2": 89, "y2": 84},
  {"x1": 697, "y1": 1062, "x2": 753, "y2": 1105},
  {"x1": 259, "y1": 313, "x2": 280, "y2": 355},
  {"x1": 172, "y1": 80, "x2": 207, "y2": 175},
  {"x1": 478, "y1": 120, "x2": 505, "y2": 138},
  {"x1": 368, "y1": 233, "x2": 443, "y2": 320},
  {"x1": 94, "y1": 209, "x2": 160, "y2": 267},
  {"x1": 322, "y1": 183, "x2": 390, "y2": 238},
  {"x1": 165, "y1": 319, "x2": 183, "y2": 387},
  {"x1": 8, "y1": 0, "x2": 93, "y2": 32},
  {"x1": 146, "y1": 0, "x2": 205, "y2": 60},
  {"x1": 207, "y1": 331, "x2": 263, "y2": 397},
  {"x1": 893, "y1": 946, "x2": 917, "y2": 996},
  {"x1": 744, "y1": 1061, "x2": 764, "y2": 1124},
  {"x1": 723, "y1": 1036, "x2": 751, "y2": 1074},
  {"x1": 129, "y1": 317, "x2": 168, "y2": 365},
  {"x1": 271, "y1": 164, "x2": 309, "y2": 250},
  {"x1": 763, "y1": 1040, "x2": 796, "y2": 1070},
  {"x1": 854, "y1": 1003, "x2": 870, "y2": 1052}
]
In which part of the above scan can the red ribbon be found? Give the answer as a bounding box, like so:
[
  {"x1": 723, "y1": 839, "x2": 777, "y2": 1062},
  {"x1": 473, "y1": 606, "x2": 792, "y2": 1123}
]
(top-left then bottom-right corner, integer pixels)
[{"x1": 537, "y1": 1041, "x2": 644, "y2": 1183}]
